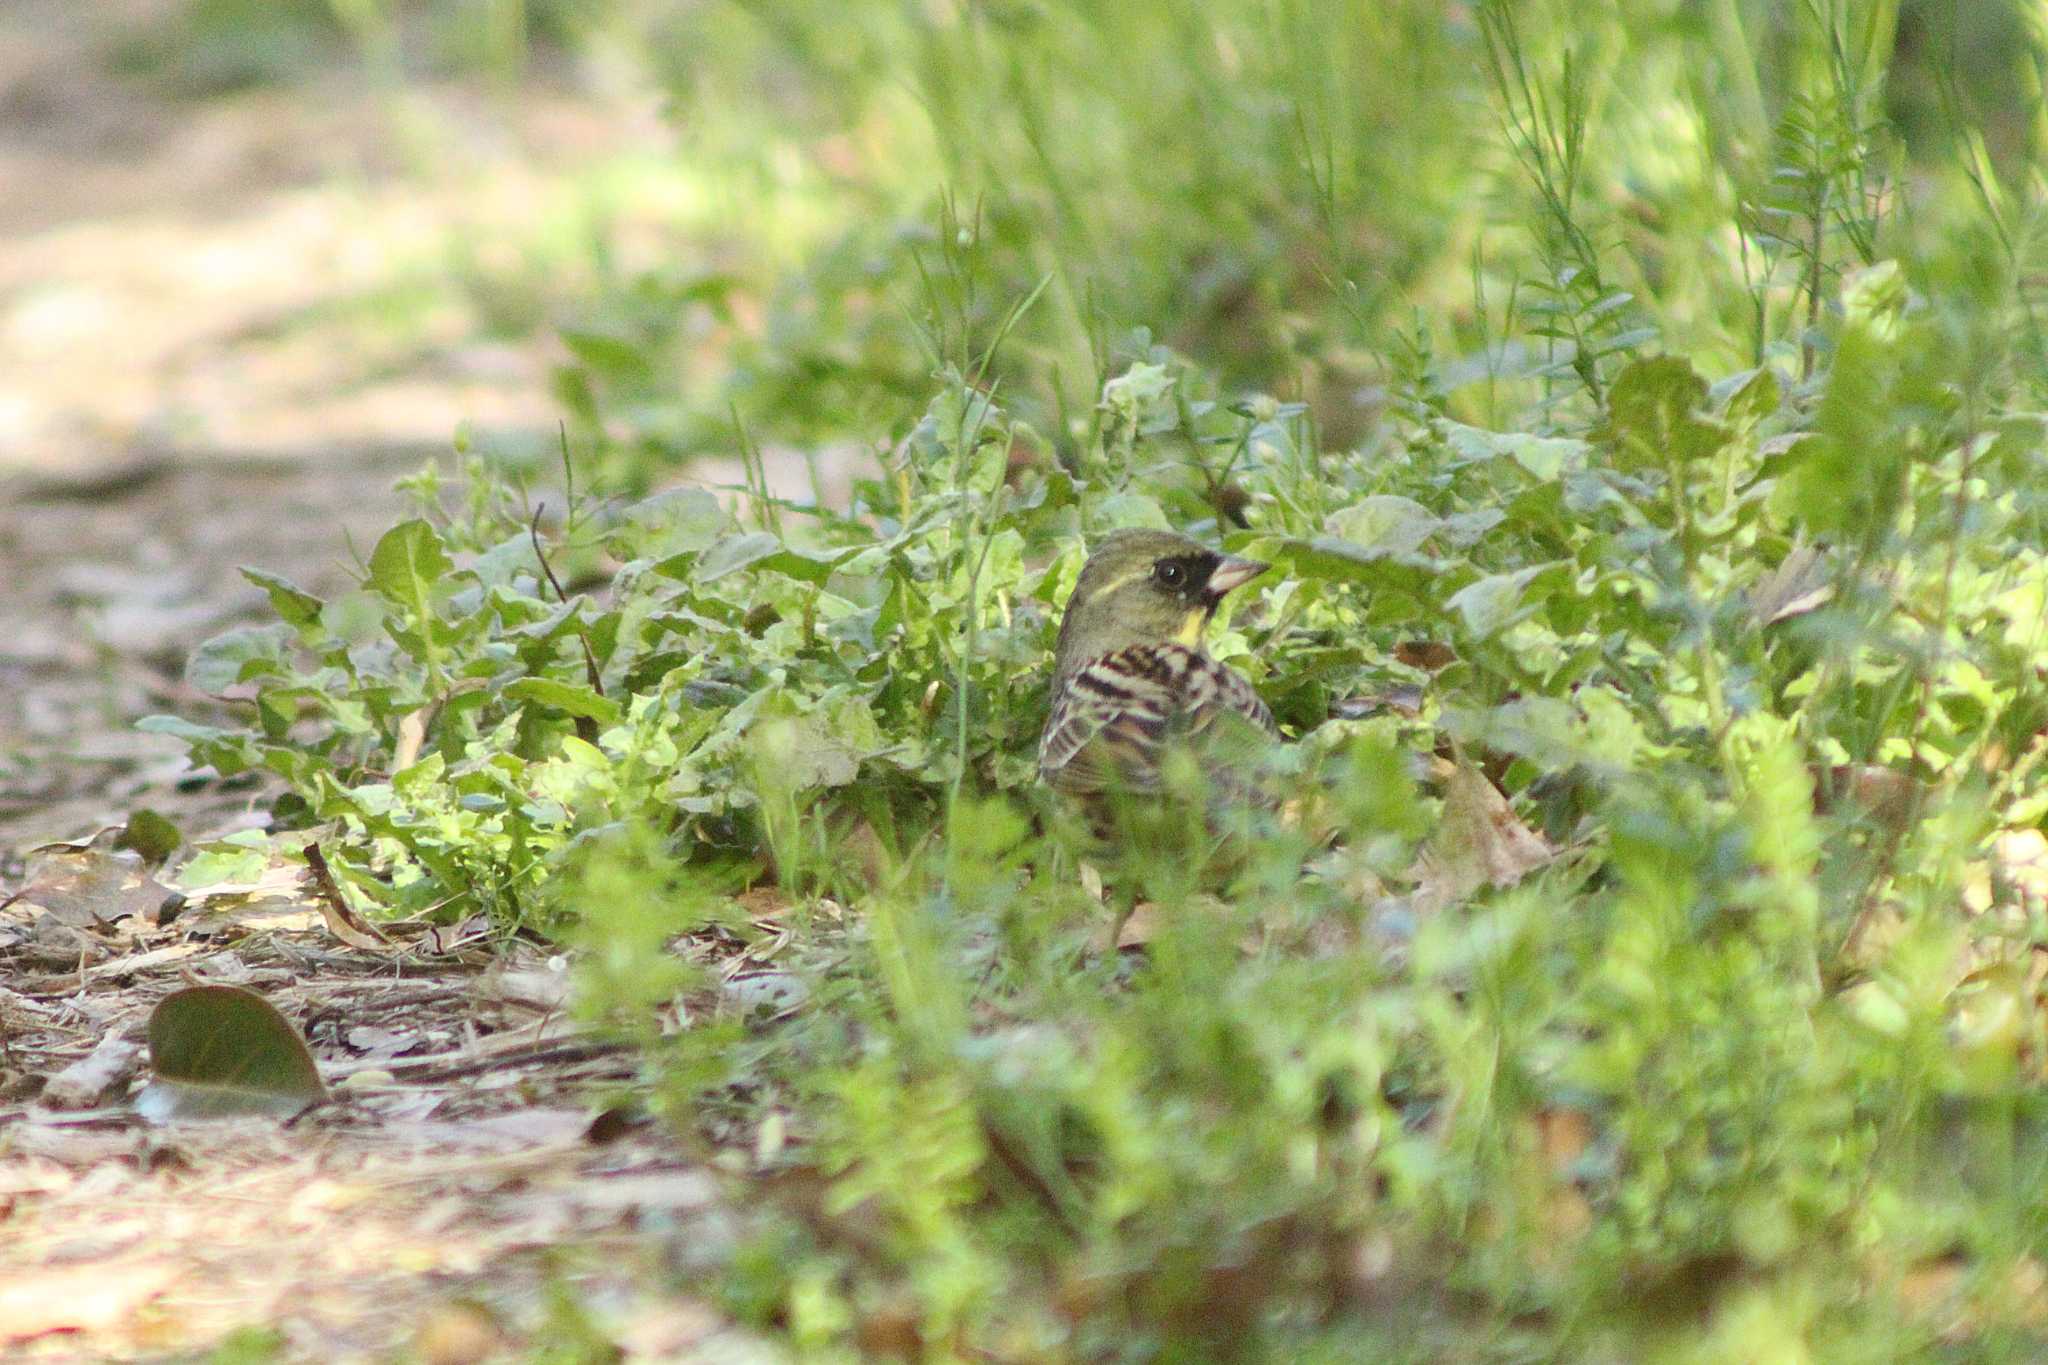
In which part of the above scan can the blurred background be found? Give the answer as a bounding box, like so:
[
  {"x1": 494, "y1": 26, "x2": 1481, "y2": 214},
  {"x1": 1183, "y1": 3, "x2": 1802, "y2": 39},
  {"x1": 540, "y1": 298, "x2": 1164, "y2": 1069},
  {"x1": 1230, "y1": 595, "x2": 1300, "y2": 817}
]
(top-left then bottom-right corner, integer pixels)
[{"x1": 6, "y1": 0, "x2": 2041, "y2": 489}]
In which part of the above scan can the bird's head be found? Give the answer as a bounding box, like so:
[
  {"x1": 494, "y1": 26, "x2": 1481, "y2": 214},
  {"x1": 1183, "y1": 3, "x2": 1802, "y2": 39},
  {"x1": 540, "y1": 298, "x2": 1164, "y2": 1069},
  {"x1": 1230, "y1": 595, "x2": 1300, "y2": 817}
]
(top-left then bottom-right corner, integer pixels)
[{"x1": 1051, "y1": 528, "x2": 1269, "y2": 680}]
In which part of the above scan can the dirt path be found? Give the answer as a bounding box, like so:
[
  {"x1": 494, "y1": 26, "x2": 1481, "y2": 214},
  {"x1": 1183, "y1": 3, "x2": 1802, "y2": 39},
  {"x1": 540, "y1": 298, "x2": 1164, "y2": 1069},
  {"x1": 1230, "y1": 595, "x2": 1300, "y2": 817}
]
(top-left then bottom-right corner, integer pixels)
[{"x1": 0, "y1": 9, "x2": 760, "y2": 1358}]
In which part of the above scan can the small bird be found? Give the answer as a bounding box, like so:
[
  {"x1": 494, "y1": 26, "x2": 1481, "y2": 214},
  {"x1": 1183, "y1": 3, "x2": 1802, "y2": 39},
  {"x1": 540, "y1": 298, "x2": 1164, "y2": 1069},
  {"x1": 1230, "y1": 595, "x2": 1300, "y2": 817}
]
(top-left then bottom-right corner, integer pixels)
[{"x1": 1039, "y1": 528, "x2": 1277, "y2": 805}]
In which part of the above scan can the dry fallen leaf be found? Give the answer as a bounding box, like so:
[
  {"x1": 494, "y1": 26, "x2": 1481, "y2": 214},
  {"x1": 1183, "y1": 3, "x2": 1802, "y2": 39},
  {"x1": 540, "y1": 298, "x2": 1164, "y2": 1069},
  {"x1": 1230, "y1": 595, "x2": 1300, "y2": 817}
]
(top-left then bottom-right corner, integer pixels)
[
  {"x1": 1409, "y1": 756, "x2": 1556, "y2": 914},
  {"x1": 2, "y1": 843, "x2": 181, "y2": 928},
  {"x1": 1106, "y1": 901, "x2": 1167, "y2": 951},
  {"x1": 413, "y1": 1300, "x2": 507, "y2": 1365},
  {"x1": 1747, "y1": 539, "x2": 1835, "y2": 626},
  {"x1": 42, "y1": 1029, "x2": 145, "y2": 1110},
  {"x1": 302, "y1": 842, "x2": 393, "y2": 951},
  {"x1": 1394, "y1": 640, "x2": 1458, "y2": 672}
]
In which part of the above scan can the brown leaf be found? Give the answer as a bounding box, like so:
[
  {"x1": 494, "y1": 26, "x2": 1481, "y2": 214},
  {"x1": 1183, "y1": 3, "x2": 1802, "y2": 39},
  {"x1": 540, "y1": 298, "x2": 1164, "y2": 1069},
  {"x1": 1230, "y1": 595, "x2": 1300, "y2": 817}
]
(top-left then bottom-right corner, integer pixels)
[
  {"x1": 1535, "y1": 1105, "x2": 1593, "y2": 1170},
  {"x1": 1814, "y1": 763, "x2": 1921, "y2": 832},
  {"x1": 301, "y1": 842, "x2": 392, "y2": 951},
  {"x1": 1747, "y1": 540, "x2": 1835, "y2": 625},
  {"x1": 1107, "y1": 901, "x2": 1168, "y2": 951},
  {"x1": 393, "y1": 704, "x2": 432, "y2": 773},
  {"x1": 41, "y1": 1029, "x2": 144, "y2": 1110},
  {"x1": 1330, "y1": 684, "x2": 1426, "y2": 719},
  {"x1": 1394, "y1": 640, "x2": 1457, "y2": 671},
  {"x1": 1409, "y1": 757, "x2": 1555, "y2": 913},
  {"x1": 414, "y1": 1301, "x2": 508, "y2": 1365},
  {"x1": 3, "y1": 844, "x2": 180, "y2": 928},
  {"x1": 734, "y1": 885, "x2": 796, "y2": 921},
  {"x1": 421, "y1": 913, "x2": 493, "y2": 955}
]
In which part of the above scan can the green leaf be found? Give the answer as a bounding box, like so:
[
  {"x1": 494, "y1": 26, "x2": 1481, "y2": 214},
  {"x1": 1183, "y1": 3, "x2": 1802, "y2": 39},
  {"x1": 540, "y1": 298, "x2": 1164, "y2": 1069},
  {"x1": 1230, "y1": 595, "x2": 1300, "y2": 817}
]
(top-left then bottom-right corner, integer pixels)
[
  {"x1": 1089, "y1": 491, "x2": 1172, "y2": 531},
  {"x1": 366, "y1": 519, "x2": 453, "y2": 608},
  {"x1": 1786, "y1": 317, "x2": 1905, "y2": 542},
  {"x1": 1443, "y1": 561, "x2": 1571, "y2": 638},
  {"x1": 1603, "y1": 355, "x2": 1728, "y2": 471},
  {"x1": 176, "y1": 833, "x2": 275, "y2": 889},
  {"x1": 619, "y1": 487, "x2": 730, "y2": 558},
  {"x1": 1325, "y1": 495, "x2": 1439, "y2": 556},
  {"x1": 116, "y1": 808, "x2": 183, "y2": 865},
  {"x1": 747, "y1": 692, "x2": 888, "y2": 793},
  {"x1": 240, "y1": 567, "x2": 324, "y2": 632},
  {"x1": 1253, "y1": 536, "x2": 1446, "y2": 598},
  {"x1": 1498, "y1": 432, "x2": 1591, "y2": 481},
  {"x1": 185, "y1": 624, "x2": 293, "y2": 693},
  {"x1": 757, "y1": 546, "x2": 860, "y2": 585},
  {"x1": 504, "y1": 677, "x2": 623, "y2": 725},
  {"x1": 138, "y1": 985, "x2": 327, "y2": 1121},
  {"x1": 136, "y1": 715, "x2": 262, "y2": 776},
  {"x1": 1715, "y1": 366, "x2": 1782, "y2": 430},
  {"x1": 559, "y1": 327, "x2": 654, "y2": 382},
  {"x1": 694, "y1": 532, "x2": 784, "y2": 582}
]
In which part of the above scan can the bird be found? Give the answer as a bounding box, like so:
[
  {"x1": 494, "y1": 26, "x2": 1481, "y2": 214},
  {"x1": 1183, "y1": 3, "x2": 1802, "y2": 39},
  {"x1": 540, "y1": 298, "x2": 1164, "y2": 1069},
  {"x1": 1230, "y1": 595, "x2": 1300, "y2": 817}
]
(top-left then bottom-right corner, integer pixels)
[{"x1": 1038, "y1": 528, "x2": 1277, "y2": 810}]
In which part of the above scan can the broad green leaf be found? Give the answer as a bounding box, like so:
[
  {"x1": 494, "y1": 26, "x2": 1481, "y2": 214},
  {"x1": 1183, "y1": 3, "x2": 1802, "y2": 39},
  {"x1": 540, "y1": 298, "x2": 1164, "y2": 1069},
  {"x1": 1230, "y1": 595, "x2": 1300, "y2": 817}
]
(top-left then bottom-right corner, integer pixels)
[
  {"x1": 185, "y1": 624, "x2": 293, "y2": 694},
  {"x1": 695, "y1": 532, "x2": 783, "y2": 582},
  {"x1": 136, "y1": 715, "x2": 261, "y2": 776},
  {"x1": 469, "y1": 532, "x2": 545, "y2": 590},
  {"x1": 1444, "y1": 561, "x2": 1570, "y2": 638},
  {"x1": 176, "y1": 832, "x2": 275, "y2": 889},
  {"x1": 1099, "y1": 361, "x2": 1181, "y2": 439},
  {"x1": 1499, "y1": 432, "x2": 1591, "y2": 481},
  {"x1": 1325, "y1": 496, "x2": 1439, "y2": 556},
  {"x1": 1438, "y1": 420, "x2": 1589, "y2": 480},
  {"x1": 366, "y1": 519, "x2": 453, "y2": 607},
  {"x1": 116, "y1": 808, "x2": 182, "y2": 865},
  {"x1": 756, "y1": 545, "x2": 861, "y2": 585},
  {"x1": 138, "y1": 985, "x2": 327, "y2": 1121},
  {"x1": 747, "y1": 692, "x2": 887, "y2": 793},
  {"x1": 1256, "y1": 536, "x2": 1445, "y2": 598},
  {"x1": 618, "y1": 487, "x2": 730, "y2": 557},
  {"x1": 1089, "y1": 491, "x2": 1172, "y2": 531},
  {"x1": 505, "y1": 677, "x2": 623, "y2": 725},
  {"x1": 559, "y1": 327, "x2": 654, "y2": 381},
  {"x1": 240, "y1": 567, "x2": 324, "y2": 632},
  {"x1": 1603, "y1": 355, "x2": 1729, "y2": 471}
]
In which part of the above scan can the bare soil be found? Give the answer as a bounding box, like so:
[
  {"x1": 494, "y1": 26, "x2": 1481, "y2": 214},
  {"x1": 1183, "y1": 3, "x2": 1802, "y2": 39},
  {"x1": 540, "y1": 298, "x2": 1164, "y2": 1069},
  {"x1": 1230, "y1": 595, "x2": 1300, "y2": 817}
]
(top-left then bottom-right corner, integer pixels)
[{"x1": 0, "y1": 7, "x2": 756, "y2": 1358}]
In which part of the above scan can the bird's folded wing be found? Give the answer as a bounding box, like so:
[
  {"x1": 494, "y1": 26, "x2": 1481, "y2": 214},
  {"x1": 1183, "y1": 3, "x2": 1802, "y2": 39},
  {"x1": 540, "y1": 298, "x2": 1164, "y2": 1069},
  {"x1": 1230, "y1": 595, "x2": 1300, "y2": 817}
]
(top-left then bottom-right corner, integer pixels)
[{"x1": 1038, "y1": 643, "x2": 1275, "y2": 796}]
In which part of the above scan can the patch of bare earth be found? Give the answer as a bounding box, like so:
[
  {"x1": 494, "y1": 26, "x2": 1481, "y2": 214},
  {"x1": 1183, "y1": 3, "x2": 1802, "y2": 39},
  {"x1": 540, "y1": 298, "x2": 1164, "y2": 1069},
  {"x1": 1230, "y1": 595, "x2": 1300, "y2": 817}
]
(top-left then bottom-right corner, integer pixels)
[{"x1": 0, "y1": 6, "x2": 764, "y2": 1358}]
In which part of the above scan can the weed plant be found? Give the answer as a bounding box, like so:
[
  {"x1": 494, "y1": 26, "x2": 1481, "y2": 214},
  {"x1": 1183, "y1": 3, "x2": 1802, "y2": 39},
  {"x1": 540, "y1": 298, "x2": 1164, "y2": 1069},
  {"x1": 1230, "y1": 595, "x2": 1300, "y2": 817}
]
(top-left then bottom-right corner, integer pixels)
[{"x1": 140, "y1": 0, "x2": 2048, "y2": 1357}]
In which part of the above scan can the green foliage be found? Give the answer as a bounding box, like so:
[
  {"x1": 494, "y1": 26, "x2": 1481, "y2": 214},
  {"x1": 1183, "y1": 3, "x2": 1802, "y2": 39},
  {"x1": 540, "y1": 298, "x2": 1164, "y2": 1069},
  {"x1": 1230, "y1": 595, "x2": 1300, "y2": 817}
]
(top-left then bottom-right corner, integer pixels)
[{"x1": 140, "y1": 0, "x2": 2048, "y2": 1357}]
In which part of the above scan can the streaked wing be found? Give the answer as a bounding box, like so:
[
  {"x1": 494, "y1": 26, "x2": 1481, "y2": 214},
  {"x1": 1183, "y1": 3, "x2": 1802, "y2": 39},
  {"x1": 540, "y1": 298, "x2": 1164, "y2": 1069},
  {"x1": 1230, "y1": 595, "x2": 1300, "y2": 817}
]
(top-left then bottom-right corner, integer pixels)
[{"x1": 1038, "y1": 643, "x2": 1275, "y2": 796}]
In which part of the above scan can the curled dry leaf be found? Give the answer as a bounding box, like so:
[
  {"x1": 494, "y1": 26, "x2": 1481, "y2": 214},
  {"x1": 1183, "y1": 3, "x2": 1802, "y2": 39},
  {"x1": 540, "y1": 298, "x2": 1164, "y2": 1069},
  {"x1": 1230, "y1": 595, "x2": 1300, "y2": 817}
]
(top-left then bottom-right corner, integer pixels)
[
  {"x1": 1, "y1": 843, "x2": 181, "y2": 928},
  {"x1": 1330, "y1": 684, "x2": 1426, "y2": 720},
  {"x1": 41, "y1": 1028, "x2": 145, "y2": 1110},
  {"x1": 1394, "y1": 640, "x2": 1457, "y2": 672},
  {"x1": 1814, "y1": 763, "x2": 1922, "y2": 833},
  {"x1": 1409, "y1": 757, "x2": 1556, "y2": 914},
  {"x1": 301, "y1": 842, "x2": 392, "y2": 951},
  {"x1": 1746, "y1": 540, "x2": 1835, "y2": 626}
]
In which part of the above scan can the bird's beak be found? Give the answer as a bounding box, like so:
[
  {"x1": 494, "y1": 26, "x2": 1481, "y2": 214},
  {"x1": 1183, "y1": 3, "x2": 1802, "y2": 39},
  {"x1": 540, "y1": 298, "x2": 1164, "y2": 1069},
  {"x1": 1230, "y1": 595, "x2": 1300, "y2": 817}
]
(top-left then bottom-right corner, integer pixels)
[{"x1": 1205, "y1": 554, "x2": 1269, "y2": 598}]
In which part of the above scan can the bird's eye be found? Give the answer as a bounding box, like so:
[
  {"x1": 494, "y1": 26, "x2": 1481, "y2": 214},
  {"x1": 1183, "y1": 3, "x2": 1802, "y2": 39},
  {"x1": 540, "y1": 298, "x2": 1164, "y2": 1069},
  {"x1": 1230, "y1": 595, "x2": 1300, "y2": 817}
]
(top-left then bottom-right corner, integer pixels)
[{"x1": 1153, "y1": 560, "x2": 1187, "y2": 589}]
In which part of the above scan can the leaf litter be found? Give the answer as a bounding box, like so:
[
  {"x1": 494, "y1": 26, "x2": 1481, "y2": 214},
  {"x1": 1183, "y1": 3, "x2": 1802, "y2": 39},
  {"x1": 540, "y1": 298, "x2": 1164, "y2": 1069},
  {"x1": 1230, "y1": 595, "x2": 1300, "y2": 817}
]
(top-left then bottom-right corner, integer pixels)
[{"x1": 0, "y1": 451, "x2": 769, "y2": 1358}]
